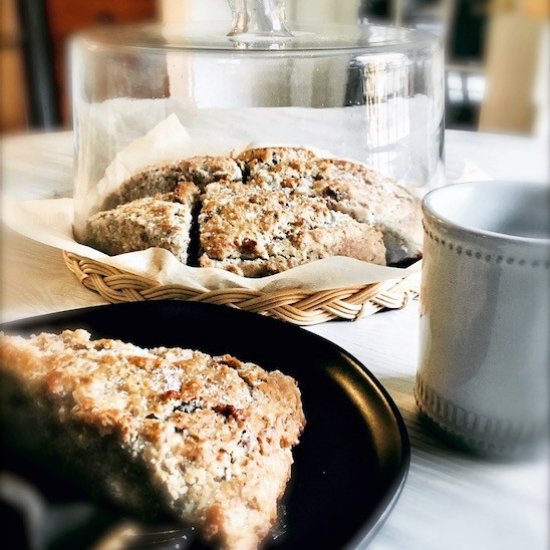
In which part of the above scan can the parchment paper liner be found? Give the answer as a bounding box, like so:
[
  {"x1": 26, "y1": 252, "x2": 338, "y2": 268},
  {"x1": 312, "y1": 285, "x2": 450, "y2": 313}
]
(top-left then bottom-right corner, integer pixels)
[{"x1": 3, "y1": 197, "x2": 420, "y2": 294}]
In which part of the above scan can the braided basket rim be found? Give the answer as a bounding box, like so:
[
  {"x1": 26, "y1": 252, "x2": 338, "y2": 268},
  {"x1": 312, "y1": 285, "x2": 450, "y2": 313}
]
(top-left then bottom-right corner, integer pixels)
[{"x1": 63, "y1": 251, "x2": 419, "y2": 326}]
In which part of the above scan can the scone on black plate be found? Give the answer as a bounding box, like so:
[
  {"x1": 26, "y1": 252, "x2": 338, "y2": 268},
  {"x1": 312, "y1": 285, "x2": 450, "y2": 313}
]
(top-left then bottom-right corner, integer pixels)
[{"x1": 0, "y1": 329, "x2": 306, "y2": 550}]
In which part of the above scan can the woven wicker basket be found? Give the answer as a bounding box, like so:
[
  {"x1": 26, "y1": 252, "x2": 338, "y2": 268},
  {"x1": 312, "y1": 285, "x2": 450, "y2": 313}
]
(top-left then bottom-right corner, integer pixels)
[{"x1": 63, "y1": 251, "x2": 420, "y2": 326}]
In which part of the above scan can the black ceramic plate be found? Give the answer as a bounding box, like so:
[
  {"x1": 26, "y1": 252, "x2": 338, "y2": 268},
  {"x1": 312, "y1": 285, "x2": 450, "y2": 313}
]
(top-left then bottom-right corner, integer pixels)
[{"x1": 1, "y1": 301, "x2": 409, "y2": 550}]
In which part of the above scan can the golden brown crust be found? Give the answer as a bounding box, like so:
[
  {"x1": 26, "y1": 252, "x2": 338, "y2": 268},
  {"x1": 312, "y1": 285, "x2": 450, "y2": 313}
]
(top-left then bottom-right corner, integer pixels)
[
  {"x1": 235, "y1": 146, "x2": 317, "y2": 172},
  {"x1": 0, "y1": 330, "x2": 305, "y2": 550},
  {"x1": 172, "y1": 181, "x2": 200, "y2": 204}
]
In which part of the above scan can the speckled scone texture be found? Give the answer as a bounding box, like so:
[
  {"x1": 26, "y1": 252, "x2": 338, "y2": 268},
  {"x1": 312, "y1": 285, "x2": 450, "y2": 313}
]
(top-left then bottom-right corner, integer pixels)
[
  {"x1": 86, "y1": 182, "x2": 199, "y2": 263},
  {"x1": 232, "y1": 148, "x2": 423, "y2": 265},
  {"x1": 83, "y1": 146, "x2": 422, "y2": 275},
  {"x1": 237, "y1": 147, "x2": 317, "y2": 177},
  {"x1": 199, "y1": 180, "x2": 386, "y2": 277},
  {"x1": 310, "y1": 158, "x2": 423, "y2": 264},
  {"x1": 0, "y1": 330, "x2": 305, "y2": 550},
  {"x1": 103, "y1": 156, "x2": 242, "y2": 210}
]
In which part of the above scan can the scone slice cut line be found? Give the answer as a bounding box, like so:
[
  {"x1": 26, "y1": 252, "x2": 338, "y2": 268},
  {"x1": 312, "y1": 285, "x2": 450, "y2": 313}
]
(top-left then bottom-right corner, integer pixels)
[
  {"x1": 85, "y1": 182, "x2": 200, "y2": 263},
  {"x1": 102, "y1": 156, "x2": 243, "y2": 211}
]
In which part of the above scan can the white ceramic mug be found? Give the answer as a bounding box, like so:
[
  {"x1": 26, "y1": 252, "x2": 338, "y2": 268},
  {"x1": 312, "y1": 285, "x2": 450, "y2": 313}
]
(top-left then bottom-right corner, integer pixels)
[{"x1": 415, "y1": 181, "x2": 550, "y2": 455}]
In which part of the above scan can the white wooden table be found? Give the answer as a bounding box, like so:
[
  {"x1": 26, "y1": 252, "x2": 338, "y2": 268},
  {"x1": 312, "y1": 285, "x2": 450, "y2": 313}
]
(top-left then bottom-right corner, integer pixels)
[{"x1": 1, "y1": 130, "x2": 548, "y2": 549}]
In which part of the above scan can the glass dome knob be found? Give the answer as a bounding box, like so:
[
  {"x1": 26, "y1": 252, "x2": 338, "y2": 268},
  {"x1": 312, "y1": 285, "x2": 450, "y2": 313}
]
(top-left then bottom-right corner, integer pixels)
[{"x1": 227, "y1": 0, "x2": 293, "y2": 39}]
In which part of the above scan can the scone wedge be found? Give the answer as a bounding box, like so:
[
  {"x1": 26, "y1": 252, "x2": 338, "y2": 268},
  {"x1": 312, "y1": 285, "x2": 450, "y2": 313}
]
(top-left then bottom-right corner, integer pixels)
[
  {"x1": 235, "y1": 148, "x2": 423, "y2": 265},
  {"x1": 85, "y1": 182, "x2": 199, "y2": 263},
  {"x1": 311, "y1": 158, "x2": 423, "y2": 264},
  {"x1": 0, "y1": 330, "x2": 305, "y2": 550},
  {"x1": 198, "y1": 179, "x2": 386, "y2": 277}
]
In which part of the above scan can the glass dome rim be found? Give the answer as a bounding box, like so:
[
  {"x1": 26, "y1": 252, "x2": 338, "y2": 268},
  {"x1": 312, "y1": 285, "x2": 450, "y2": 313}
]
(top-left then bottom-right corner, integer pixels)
[{"x1": 73, "y1": 21, "x2": 441, "y2": 54}]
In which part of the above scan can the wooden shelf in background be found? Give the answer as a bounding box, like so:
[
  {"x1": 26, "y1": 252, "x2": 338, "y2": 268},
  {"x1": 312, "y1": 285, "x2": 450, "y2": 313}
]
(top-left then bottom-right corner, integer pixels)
[
  {"x1": 1, "y1": 0, "x2": 28, "y2": 131},
  {"x1": 46, "y1": 0, "x2": 158, "y2": 126}
]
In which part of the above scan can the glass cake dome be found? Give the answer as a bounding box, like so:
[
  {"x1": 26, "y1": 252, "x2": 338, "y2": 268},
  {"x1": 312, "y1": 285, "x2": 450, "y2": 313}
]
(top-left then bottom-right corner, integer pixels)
[{"x1": 71, "y1": 0, "x2": 444, "y2": 240}]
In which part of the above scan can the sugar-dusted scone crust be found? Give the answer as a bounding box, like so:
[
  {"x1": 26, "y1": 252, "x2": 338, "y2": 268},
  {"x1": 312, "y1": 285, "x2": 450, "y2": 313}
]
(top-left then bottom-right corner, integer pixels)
[
  {"x1": 86, "y1": 182, "x2": 199, "y2": 263},
  {"x1": 103, "y1": 156, "x2": 242, "y2": 210},
  {"x1": 236, "y1": 147, "x2": 317, "y2": 175},
  {"x1": 239, "y1": 148, "x2": 422, "y2": 264},
  {"x1": 0, "y1": 330, "x2": 305, "y2": 550},
  {"x1": 311, "y1": 159, "x2": 423, "y2": 264},
  {"x1": 233, "y1": 147, "x2": 422, "y2": 264},
  {"x1": 84, "y1": 145, "x2": 422, "y2": 274},
  {"x1": 199, "y1": 180, "x2": 386, "y2": 277},
  {"x1": 235, "y1": 147, "x2": 319, "y2": 194}
]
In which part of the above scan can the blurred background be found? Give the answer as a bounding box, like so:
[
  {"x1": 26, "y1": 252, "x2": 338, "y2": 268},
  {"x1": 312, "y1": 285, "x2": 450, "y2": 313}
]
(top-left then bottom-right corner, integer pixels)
[{"x1": 1, "y1": 0, "x2": 548, "y2": 135}]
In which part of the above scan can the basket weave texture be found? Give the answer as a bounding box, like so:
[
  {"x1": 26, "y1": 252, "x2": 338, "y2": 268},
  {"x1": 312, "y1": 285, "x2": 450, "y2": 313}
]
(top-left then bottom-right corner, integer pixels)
[{"x1": 63, "y1": 252, "x2": 419, "y2": 326}]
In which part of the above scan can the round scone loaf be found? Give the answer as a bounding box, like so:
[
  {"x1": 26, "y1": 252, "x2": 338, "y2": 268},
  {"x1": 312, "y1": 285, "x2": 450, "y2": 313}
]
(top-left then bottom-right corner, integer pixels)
[{"x1": 84, "y1": 147, "x2": 422, "y2": 277}]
